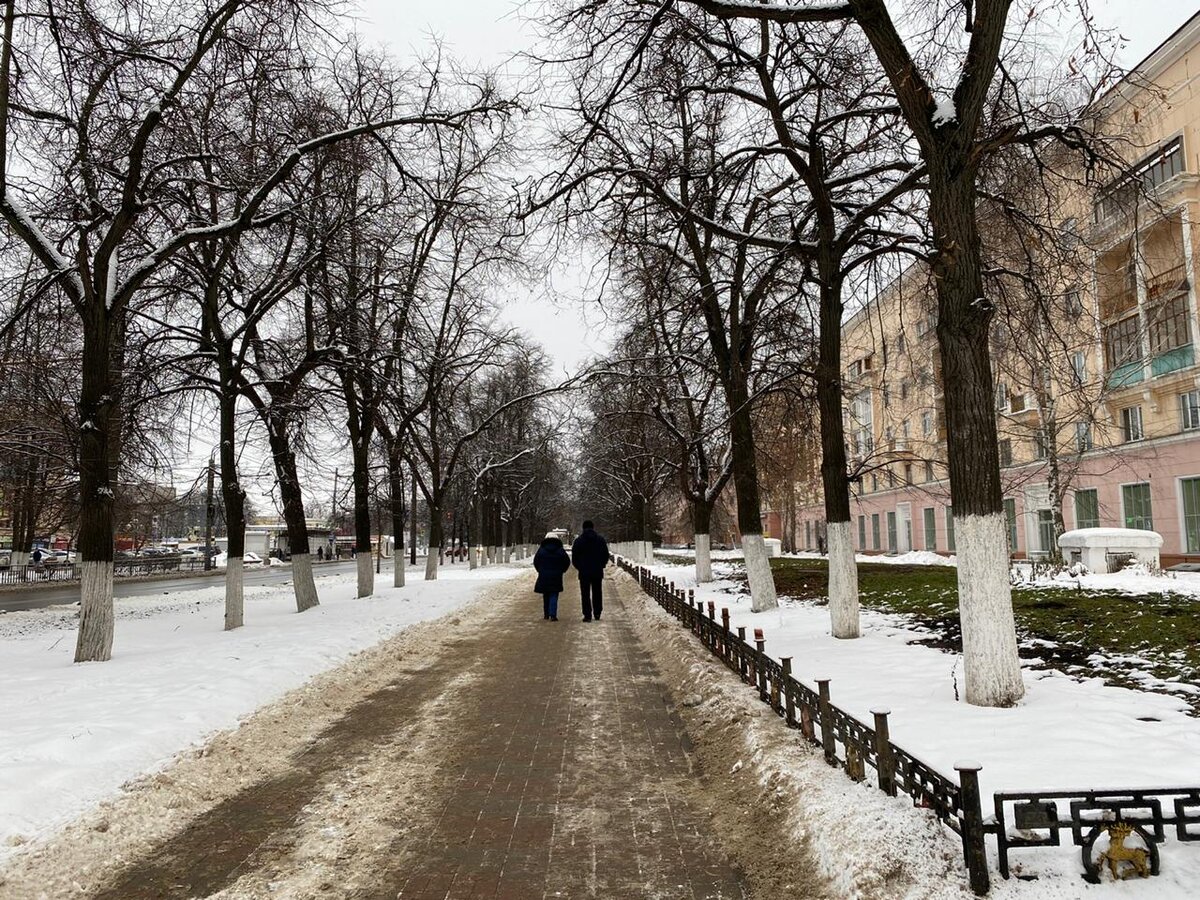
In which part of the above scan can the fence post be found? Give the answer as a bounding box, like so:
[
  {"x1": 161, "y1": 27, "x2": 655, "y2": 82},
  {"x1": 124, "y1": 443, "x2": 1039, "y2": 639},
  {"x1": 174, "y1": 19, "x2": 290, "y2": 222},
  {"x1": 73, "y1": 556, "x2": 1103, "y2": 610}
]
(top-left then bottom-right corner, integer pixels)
[
  {"x1": 816, "y1": 677, "x2": 836, "y2": 766},
  {"x1": 781, "y1": 658, "x2": 795, "y2": 727},
  {"x1": 754, "y1": 628, "x2": 768, "y2": 702},
  {"x1": 955, "y1": 761, "x2": 990, "y2": 896},
  {"x1": 872, "y1": 707, "x2": 896, "y2": 797},
  {"x1": 721, "y1": 607, "x2": 731, "y2": 664},
  {"x1": 737, "y1": 627, "x2": 748, "y2": 682}
]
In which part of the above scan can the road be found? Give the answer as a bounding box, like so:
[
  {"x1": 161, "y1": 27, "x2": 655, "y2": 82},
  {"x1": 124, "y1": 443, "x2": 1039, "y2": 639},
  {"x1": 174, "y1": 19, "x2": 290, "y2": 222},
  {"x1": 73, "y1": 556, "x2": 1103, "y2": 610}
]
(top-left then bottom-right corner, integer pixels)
[{"x1": 0, "y1": 558, "x2": 395, "y2": 613}]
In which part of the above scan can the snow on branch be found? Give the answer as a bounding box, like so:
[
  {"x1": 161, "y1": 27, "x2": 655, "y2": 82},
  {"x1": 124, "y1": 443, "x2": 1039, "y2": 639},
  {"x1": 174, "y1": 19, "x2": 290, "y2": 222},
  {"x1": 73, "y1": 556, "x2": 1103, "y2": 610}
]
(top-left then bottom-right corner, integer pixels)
[{"x1": 689, "y1": 0, "x2": 852, "y2": 23}]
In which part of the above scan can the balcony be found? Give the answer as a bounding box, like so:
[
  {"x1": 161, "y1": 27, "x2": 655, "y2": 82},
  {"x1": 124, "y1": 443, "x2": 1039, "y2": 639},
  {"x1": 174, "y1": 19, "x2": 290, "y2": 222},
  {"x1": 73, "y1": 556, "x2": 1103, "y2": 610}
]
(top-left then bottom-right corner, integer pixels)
[
  {"x1": 1151, "y1": 343, "x2": 1194, "y2": 378},
  {"x1": 1145, "y1": 263, "x2": 1188, "y2": 303},
  {"x1": 1106, "y1": 360, "x2": 1145, "y2": 391}
]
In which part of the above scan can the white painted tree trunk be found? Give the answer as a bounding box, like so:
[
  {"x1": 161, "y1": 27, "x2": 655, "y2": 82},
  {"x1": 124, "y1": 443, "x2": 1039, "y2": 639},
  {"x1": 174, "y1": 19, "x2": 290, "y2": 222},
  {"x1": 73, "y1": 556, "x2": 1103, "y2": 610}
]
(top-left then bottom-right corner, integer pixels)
[
  {"x1": 357, "y1": 553, "x2": 374, "y2": 598},
  {"x1": 826, "y1": 521, "x2": 860, "y2": 639},
  {"x1": 695, "y1": 533, "x2": 713, "y2": 583},
  {"x1": 224, "y1": 557, "x2": 244, "y2": 631},
  {"x1": 504, "y1": 545, "x2": 512, "y2": 563},
  {"x1": 393, "y1": 554, "x2": 405, "y2": 588},
  {"x1": 955, "y1": 512, "x2": 1025, "y2": 707},
  {"x1": 11, "y1": 550, "x2": 28, "y2": 568},
  {"x1": 424, "y1": 549, "x2": 439, "y2": 580},
  {"x1": 487, "y1": 545, "x2": 496, "y2": 564},
  {"x1": 291, "y1": 553, "x2": 320, "y2": 612},
  {"x1": 742, "y1": 533, "x2": 778, "y2": 612},
  {"x1": 74, "y1": 561, "x2": 114, "y2": 661},
  {"x1": 469, "y1": 546, "x2": 479, "y2": 569}
]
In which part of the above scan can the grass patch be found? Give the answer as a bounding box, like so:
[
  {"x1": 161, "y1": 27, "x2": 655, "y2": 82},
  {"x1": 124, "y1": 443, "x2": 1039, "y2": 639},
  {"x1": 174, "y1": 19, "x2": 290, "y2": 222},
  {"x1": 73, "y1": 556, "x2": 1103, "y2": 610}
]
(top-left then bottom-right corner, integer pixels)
[{"x1": 666, "y1": 554, "x2": 1200, "y2": 712}]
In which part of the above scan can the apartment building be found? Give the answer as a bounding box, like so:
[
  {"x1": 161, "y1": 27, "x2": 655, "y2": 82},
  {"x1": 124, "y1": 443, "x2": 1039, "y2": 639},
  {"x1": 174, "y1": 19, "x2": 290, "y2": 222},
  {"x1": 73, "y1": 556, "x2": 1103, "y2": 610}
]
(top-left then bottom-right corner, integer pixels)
[{"x1": 789, "y1": 12, "x2": 1200, "y2": 567}]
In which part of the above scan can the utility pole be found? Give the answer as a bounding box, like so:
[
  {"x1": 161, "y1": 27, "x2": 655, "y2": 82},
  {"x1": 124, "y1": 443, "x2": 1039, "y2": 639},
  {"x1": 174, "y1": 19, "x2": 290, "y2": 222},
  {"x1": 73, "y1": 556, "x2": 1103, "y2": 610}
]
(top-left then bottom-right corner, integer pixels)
[{"x1": 204, "y1": 458, "x2": 215, "y2": 571}]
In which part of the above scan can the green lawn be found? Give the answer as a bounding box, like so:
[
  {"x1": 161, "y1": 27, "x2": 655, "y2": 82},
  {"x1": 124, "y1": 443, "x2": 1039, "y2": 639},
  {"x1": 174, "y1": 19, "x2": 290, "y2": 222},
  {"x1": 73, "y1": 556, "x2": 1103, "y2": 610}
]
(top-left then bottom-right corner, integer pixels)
[{"x1": 659, "y1": 554, "x2": 1200, "y2": 712}]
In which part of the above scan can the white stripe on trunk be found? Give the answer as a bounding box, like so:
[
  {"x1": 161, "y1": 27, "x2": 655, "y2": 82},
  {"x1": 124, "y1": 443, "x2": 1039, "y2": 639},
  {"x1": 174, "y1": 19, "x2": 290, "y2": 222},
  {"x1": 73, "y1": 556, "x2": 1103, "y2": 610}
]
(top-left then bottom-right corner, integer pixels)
[
  {"x1": 695, "y1": 533, "x2": 713, "y2": 583},
  {"x1": 291, "y1": 553, "x2": 319, "y2": 612},
  {"x1": 826, "y1": 521, "x2": 860, "y2": 638},
  {"x1": 357, "y1": 552, "x2": 374, "y2": 598},
  {"x1": 955, "y1": 512, "x2": 1025, "y2": 707},
  {"x1": 74, "y1": 560, "x2": 114, "y2": 662},
  {"x1": 424, "y1": 549, "x2": 439, "y2": 581},
  {"x1": 394, "y1": 554, "x2": 406, "y2": 587},
  {"x1": 742, "y1": 533, "x2": 778, "y2": 612},
  {"x1": 224, "y1": 557, "x2": 244, "y2": 630}
]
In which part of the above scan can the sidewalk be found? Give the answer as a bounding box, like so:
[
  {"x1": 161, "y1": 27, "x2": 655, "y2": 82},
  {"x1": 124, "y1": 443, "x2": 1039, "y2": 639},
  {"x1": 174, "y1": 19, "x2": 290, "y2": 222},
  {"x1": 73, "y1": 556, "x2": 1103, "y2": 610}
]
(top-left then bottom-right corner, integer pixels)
[{"x1": 55, "y1": 572, "x2": 748, "y2": 899}]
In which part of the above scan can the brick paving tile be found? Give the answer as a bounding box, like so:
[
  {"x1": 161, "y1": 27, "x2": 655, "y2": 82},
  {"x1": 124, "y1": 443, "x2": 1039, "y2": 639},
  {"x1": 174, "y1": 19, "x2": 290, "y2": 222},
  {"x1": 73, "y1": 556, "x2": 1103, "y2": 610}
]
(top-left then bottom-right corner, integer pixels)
[{"x1": 386, "y1": 572, "x2": 747, "y2": 900}]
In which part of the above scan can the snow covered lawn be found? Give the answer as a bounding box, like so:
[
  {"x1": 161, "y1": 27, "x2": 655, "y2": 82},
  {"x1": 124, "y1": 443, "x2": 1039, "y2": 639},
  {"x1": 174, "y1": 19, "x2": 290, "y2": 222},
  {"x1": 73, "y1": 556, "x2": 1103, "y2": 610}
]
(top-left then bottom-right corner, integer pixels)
[
  {"x1": 642, "y1": 557, "x2": 1200, "y2": 895},
  {"x1": 0, "y1": 562, "x2": 521, "y2": 861}
]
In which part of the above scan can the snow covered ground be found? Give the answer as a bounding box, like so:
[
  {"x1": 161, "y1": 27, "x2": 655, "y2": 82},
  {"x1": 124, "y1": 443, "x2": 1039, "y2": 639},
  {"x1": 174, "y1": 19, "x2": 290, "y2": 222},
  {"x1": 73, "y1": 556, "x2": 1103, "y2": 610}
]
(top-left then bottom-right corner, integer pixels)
[
  {"x1": 640, "y1": 556, "x2": 1200, "y2": 896},
  {"x1": 0, "y1": 561, "x2": 521, "y2": 862}
]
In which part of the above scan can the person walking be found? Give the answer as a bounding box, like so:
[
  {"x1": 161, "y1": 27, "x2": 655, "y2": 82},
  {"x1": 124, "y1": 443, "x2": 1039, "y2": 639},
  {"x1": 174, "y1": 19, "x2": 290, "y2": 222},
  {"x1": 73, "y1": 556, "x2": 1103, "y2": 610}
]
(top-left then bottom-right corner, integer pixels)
[
  {"x1": 533, "y1": 532, "x2": 570, "y2": 621},
  {"x1": 571, "y1": 520, "x2": 610, "y2": 622}
]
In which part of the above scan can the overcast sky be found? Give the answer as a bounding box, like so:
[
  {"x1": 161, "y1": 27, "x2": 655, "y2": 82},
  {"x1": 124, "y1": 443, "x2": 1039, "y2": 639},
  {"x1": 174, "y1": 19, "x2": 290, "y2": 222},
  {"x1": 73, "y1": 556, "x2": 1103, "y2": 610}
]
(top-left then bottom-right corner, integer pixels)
[{"x1": 352, "y1": 0, "x2": 1200, "y2": 374}]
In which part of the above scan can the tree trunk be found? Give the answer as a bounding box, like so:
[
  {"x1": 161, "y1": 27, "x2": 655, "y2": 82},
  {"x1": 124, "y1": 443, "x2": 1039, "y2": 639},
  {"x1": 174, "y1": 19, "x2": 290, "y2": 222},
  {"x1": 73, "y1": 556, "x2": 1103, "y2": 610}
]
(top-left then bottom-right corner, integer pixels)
[
  {"x1": 727, "y1": 381, "x2": 777, "y2": 611},
  {"x1": 351, "y1": 432, "x2": 373, "y2": 597},
  {"x1": 75, "y1": 313, "x2": 116, "y2": 662},
  {"x1": 409, "y1": 477, "x2": 417, "y2": 566},
  {"x1": 389, "y1": 452, "x2": 405, "y2": 588},
  {"x1": 219, "y1": 387, "x2": 247, "y2": 630},
  {"x1": 425, "y1": 506, "x2": 442, "y2": 580},
  {"x1": 693, "y1": 499, "x2": 713, "y2": 583},
  {"x1": 931, "y1": 170, "x2": 1023, "y2": 706},
  {"x1": 267, "y1": 422, "x2": 318, "y2": 612},
  {"x1": 818, "y1": 274, "x2": 860, "y2": 639},
  {"x1": 470, "y1": 500, "x2": 481, "y2": 569}
]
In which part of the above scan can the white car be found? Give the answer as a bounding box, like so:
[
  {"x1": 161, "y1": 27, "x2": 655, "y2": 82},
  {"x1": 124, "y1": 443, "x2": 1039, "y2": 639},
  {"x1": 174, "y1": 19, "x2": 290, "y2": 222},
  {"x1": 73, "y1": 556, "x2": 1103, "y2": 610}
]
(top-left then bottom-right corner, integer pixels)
[{"x1": 214, "y1": 551, "x2": 265, "y2": 568}]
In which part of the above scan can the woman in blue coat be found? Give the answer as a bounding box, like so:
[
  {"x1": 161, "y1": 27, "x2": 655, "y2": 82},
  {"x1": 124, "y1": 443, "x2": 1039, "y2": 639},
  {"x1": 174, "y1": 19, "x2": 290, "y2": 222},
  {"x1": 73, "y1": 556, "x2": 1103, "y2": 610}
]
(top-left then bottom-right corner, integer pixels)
[{"x1": 533, "y1": 533, "x2": 571, "y2": 621}]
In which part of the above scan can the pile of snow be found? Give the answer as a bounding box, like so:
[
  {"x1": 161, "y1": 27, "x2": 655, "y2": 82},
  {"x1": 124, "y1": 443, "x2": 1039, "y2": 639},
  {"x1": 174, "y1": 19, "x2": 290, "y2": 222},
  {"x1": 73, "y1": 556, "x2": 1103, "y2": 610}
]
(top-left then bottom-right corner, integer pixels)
[
  {"x1": 0, "y1": 563, "x2": 520, "y2": 860},
  {"x1": 644, "y1": 561, "x2": 1200, "y2": 893}
]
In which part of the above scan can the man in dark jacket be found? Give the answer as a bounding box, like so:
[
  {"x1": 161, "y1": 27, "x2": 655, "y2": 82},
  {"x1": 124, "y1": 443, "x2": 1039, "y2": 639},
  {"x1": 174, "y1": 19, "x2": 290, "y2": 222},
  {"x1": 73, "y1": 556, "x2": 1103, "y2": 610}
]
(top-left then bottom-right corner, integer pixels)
[{"x1": 571, "y1": 520, "x2": 610, "y2": 622}]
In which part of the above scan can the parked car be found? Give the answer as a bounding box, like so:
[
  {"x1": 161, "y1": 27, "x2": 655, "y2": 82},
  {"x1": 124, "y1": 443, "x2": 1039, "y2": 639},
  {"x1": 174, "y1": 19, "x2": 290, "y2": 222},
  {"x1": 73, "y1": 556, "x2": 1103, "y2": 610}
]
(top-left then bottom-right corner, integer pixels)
[{"x1": 214, "y1": 551, "x2": 265, "y2": 568}]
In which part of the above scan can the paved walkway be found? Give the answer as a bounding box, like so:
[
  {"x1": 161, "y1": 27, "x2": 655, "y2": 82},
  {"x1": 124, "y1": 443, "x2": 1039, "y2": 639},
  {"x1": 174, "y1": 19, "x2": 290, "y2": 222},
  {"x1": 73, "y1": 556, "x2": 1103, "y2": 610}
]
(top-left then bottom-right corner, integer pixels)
[{"x1": 90, "y1": 571, "x2": 747, "y2": 899}]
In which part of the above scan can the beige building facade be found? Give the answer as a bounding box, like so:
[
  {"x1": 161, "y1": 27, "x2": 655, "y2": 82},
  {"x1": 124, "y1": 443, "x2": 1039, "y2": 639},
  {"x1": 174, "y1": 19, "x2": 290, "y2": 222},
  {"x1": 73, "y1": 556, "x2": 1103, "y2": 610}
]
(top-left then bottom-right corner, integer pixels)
[{"x1": 789, "y1": 12, "x2": 1200, "y2": 567}]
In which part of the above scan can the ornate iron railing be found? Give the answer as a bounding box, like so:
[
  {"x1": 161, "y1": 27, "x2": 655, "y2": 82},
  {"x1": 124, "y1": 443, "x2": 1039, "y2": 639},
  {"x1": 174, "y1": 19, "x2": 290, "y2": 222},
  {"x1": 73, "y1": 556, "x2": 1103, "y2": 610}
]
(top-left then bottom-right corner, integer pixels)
[{"x1": 616, "y1": 555, "x2": 1200, "y2": 895}]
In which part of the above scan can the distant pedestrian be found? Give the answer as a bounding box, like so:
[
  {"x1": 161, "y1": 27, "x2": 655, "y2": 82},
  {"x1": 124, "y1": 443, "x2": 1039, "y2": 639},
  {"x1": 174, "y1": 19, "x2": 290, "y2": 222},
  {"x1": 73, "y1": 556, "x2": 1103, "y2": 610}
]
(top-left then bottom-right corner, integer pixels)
[
  {"x1": 533, "y1": 532, "x2": 571, "y2": 621},
  {"x1": 571, "y1": 520, "x2": 610, "y2": 622},
  {"x1": 31, "y1": 548, "x2": 43, "y2": 572},
  {"x1": 317, "y1": 545, "x2": 324, "y2": 561}
]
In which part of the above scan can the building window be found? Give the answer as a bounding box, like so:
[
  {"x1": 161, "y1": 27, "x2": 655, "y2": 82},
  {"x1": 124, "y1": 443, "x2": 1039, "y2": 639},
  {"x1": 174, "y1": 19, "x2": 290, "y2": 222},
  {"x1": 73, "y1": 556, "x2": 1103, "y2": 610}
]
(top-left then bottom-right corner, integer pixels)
[
  {"x1": 923, "y1": 506, "x2": 937, "y2": 551},
  {"x1": 858, "y1": 514, "x2": 867, "y2": 549},
  {"x1": 882, "y1": 384, "x2": 891, "y2": 408},
  {"x1": 999, "y1": 439, "x2": 1012, "y2": 467},
  {"x1": 900, "y1": 381, "x2": 910, "y2": 401},
  {"x1": 901, "y1": 463, "x2": 911, "y2": 485},
  {"x1": 886, "y1": 511, "x2": 897, "y2": 552},
  {"x1": 871, "y1": 513, "x2": 881, "y2": 550},
  {"x1": 1148, "y1": 294, "x2": 1191, "y2": 355},
  {"x1": 896, "y1": 333, "x2": 906, "y2": 353},
  {"x1": 1181, "y1": 391, "x2": 1200, "y2": 431},
  {"x1": 1122, "y1": 482, "x2": 1153, "y2": 530},
  {"x1": 922, "y1": 411, "x2": 933, "y2": 436},
  {"x1": 1004, "y1": 498, "x2": 1018, "y2": 552},
  {"x1": 1104, "y1": 315, "x2": 1140, "y2": 370},
  {"x1": 996, "y1": 381, "x2": 1009, "y2": 411},
  {"x1": 1034, "y1": 429, "x2": 1049, "y2": 459},
  {"x1": 852, "y1": 389, "x2": 873, "y2": 456},
  {"x1": 1071, "y1": 351, "x2": 1087, "y2": 385},
  {"x1": 870, "y1": 473, "x2": 878, "y2": 492},
  {"x1": 945, "y1": 507, "x2": 956, "y2": 552},
  {"x1": 1037, "y1": 509, "x2": 1056, "y2": 555},
  {"x1": 805, "y1": 520, "x2": 812, "y2": 549},
  {"x1": 1065, "y1": 289, "x2": 1084, "y2": 319},
  {"x1": 924, "y1": 460, "x2": 934, "y2": 482},
  {"x1": 902, "y1": 419, "x2": 910, "y2": 440},
  {"x1": 1182, "y1": 477, "x2": 1200, "y2": 553},
  {"x1": 1121, "y1": 405, "x2": 1144, "y2": 443},
  {"x1": 1075, "y1": 421, "x2": 1093, "y2": 452},
  {"x1": 1075, "y1": 488, "x2": 1100, "y2": 529},
  {"x1": 1095, "y1": 136, "x2": 1185, "y2": 222}
]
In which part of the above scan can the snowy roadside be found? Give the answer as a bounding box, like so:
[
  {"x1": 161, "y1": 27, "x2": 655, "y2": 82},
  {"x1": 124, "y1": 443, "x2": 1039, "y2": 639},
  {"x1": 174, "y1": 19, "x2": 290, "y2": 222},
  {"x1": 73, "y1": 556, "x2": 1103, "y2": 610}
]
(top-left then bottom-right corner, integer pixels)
[
  {"x1": 0, "y1": 562, "x2": 523, "y2": 863},
  {"x1": 635, "y1": 559, "x2": 1200, "y2": 896}
]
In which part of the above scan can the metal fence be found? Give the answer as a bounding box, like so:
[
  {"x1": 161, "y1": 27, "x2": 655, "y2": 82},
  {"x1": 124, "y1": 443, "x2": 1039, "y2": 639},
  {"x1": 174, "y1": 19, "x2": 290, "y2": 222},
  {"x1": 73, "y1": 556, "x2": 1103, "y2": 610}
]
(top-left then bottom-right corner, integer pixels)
[
  {"x1": 617, "y1": 556, "x2": 1200, "y2": 894},
  {"x1": 0, "y1": 556, "x2": 213, "y2": 586}
]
